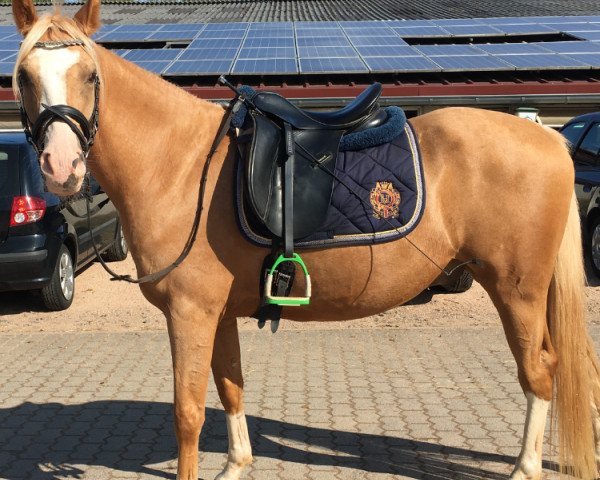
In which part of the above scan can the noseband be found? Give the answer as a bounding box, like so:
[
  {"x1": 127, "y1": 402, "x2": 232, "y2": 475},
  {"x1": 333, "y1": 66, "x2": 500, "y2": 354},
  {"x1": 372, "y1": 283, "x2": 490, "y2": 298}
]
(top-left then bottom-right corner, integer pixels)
[{"x1": 17, "y1": 39, "x2": 100, "y2": 158}]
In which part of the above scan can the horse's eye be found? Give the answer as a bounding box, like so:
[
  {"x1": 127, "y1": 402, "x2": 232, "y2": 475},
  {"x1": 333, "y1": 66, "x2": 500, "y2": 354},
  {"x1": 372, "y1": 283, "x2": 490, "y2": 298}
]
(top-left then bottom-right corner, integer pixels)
[{"x1": 87, "y1": 71, "x2": 97, "y2": 84}]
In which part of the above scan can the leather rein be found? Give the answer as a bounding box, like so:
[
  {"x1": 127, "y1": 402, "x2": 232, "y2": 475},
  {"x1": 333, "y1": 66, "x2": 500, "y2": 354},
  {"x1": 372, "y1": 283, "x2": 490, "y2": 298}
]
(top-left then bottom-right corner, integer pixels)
[{"x1": 18, "y1": 38, "x2": 238, "y2": 284}]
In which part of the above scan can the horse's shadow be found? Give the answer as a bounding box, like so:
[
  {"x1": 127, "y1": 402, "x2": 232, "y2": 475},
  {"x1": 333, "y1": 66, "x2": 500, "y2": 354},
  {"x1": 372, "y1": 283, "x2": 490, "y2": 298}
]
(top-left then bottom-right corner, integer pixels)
[{"x1": 0, "y1": 400, "x2": 558, "y2": 480}]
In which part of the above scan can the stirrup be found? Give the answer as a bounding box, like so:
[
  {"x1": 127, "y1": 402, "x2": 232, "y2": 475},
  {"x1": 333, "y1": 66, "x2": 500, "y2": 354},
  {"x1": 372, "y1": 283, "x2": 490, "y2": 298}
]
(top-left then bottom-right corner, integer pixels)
[{"x1": 264, "y1": 253, "x2": 311, "y2": 306}]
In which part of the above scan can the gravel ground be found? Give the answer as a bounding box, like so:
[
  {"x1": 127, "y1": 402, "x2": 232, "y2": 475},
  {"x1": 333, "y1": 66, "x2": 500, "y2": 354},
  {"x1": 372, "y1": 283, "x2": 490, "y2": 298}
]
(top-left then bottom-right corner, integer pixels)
[{"x1": 1, "y1": 256, "x2": 600, "y2": 333}]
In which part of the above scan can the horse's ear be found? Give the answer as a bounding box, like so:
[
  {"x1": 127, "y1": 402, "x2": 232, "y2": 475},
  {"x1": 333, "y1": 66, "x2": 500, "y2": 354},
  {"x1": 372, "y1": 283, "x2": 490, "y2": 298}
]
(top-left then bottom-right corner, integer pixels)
[
  {"x1": 12, "y1": 0, "x2": 38, "y2": 36},
  {"x1": 73, "y1": 0, "x2": 101, "y2": 36}
]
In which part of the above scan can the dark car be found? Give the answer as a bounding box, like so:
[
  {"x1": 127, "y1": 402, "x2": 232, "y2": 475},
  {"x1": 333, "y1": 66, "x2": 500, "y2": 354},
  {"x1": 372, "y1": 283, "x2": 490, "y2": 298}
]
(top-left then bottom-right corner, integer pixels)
[
  {"x1": 560, "y1": 112, "x2": 600, "y2": 276},
  {"x1": 0, "y1": 132, "x2": 127, "y2": 310}
]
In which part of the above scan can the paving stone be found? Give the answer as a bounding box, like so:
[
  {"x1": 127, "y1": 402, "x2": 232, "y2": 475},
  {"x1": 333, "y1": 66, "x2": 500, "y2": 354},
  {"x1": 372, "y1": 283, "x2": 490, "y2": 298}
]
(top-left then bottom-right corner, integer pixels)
[{"x1": 2, "y1": 327, "x2": 597, "y2": 479}]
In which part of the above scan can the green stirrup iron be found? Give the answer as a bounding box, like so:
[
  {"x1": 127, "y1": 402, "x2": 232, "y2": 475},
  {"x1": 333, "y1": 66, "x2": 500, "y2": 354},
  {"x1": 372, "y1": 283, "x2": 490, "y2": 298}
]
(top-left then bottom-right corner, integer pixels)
[{"x1": 264, "y1": 253, "x2": 311, "y2": 306}]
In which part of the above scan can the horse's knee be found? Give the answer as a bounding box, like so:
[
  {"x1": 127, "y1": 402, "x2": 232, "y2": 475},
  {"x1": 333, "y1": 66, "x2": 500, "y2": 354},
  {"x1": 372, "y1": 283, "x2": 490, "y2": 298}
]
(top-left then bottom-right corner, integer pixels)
[{"x1": 175, "y1": 402, "x2": 205, "y2": 439}]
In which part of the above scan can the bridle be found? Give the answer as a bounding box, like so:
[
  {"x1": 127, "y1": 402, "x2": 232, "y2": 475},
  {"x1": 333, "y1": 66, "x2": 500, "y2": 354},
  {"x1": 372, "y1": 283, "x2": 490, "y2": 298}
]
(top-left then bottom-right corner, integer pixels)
[{"x1": 17, "y1": 39, "x2": 100, "y2": 159}]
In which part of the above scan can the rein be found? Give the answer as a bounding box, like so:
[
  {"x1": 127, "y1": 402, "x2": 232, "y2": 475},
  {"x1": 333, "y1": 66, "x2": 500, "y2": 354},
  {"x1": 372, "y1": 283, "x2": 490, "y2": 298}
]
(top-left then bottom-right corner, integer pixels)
[{"x1": 19, "y1": 38, "x2": 238, "y2": 284}]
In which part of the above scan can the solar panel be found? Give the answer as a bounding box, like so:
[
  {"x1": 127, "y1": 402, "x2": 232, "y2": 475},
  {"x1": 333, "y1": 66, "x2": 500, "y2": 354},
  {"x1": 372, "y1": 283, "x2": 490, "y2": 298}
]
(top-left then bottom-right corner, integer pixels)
[
  {"x1": 0, "y1": 52, "x2": 16, "y2": 62},
  {"x1": 349, "y1": 36, "x2": 408, "y2": 47},
  {"x1": 533, "y1": 41, "x2": 600, "y2": 54},
  {"x1": 112, "y1": 49, "x2": 130, "y2": 58},
  {"x1": 481, "y1": 17, "x2": 537, "y2": 25},
  {"x1": 125, "y1": 49, "x2": 183, "y2": 61},
  {"x1": 562, "y1": 53, "x2": 600, "y2": 67},
  {"x1": 294, "y1": 21, "x2": 340, "y2": 28},
  {"x1": 249, "y1": 22, "x2": 294, "y2": 29},
  {"x1": 354, "y1": 45, "x2": 419, "y2": 57},
  {"x1": 232, "y1": 58, "x2": 297, "y2": 74},
  {"x1": 131, "y1": 61, "x2": 172, "y2": 74},
  {"x1": 494, "y1": 24, "x2": 558, "y2": 34},
  {"x1": 295, "y1": 28, "x2": 345, "y2": 37},
  {"x1": 197, "y1": 30, "x2": 246, "y2": 39},
  {"x1": 245, "y1": 29, "x2": 294, "y2": 38},
  {"x1": 432, "y1": 19, "x2": 484, "y2": 26},
  {"x1": 203, "y1": 23, "x2": 248, "y2": 31},
  {"x1": 242, "y1": 37, "x2": 295, "y2": 49},
  {"x1": 495, "y1": 53, "x2": 589, "y2": 69},
  {"x1": 430, "y1": 55, "x2": 513, "y2": 71},
  {"x1": 99, "y1": 31, "x2": 153, "y2": 42},
  {"x1": 392, "y1": 26, "x2": 450, "y2": 37},
  {"x1": 0, "y1": 41, "x2": 20, "y2": 51},
  {"x1": 387, "y1": 20, "x2": 436, "y2": 27},
  {"x1": 164, "y1": 59, "x2": 233, "y2": 75},
  {"x1": 112, "y1": 24, "x2": 161, "y2": 32},
  {"x1": 363, "y1": 56, "x2": 440, "y2": 72},
  {"x1": 298, "y1": 46, "x2": 360, "y2": 58},
  {"x1": 296, "y1": 37, "x2": 352, "y2": 48},
  {"x1": 299, "y1": 57, "x2": 368, "y2": 73},
  {"x1": 145, "y1": 31, "x2": 196, "y2": 41},
  {"x1": 342, "y1": 27, "x2": 395, "y2": 36},
  {"x1": 158, "y1": 24, "x2": 205, "y2": 32},
  {"x1": 178, "y1": 48, "x2": 238, "y2": 60},
  {"x1": 339, "y1": 21, "x2": 392, "y2": 28},
  {"x1": 188, "y1": 38, "x2": 243, "y2": 49},
  {"x1": 237, "y1": 47, "x2": 296, "y2": 59},
  {"x1": 545, "y1": 23, "x2": 600, "y2": 31},
  {"x1": 476, "y1": 43, "x2": 552, "y2": 54},
  {"x1": 569, "y1": 31, "x2": 600, "y2": 41},
  {"x1": 442, "y1": 25, "x2": 503, "y2": 36},
  {"x1": 0, "y1": 62, "x2": 14, "y2": 76},
  {"x1": 415, "y1": 44, "x2": 485, "y2": 56}
]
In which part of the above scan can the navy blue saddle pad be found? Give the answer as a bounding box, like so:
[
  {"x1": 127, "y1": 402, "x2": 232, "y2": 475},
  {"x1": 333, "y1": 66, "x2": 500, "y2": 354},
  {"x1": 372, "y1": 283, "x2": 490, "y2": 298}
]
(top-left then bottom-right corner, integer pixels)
[{"x1": 235, "y1": 117, "x2": 426, "y2": 249}]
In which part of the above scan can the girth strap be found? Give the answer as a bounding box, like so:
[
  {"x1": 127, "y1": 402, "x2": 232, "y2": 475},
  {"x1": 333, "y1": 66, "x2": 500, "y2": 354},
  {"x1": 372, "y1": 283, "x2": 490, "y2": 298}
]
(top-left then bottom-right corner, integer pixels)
[{"x1": 283, "y1": 122, "x2": 294, "y2": 259}]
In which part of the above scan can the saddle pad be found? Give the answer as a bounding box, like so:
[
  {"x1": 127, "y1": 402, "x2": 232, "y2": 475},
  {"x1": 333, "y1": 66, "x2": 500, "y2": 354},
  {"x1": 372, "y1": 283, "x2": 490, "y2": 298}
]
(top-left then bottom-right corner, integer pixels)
[{"x1": 236, "y1": 121, "x2": 425, "y2": 249}]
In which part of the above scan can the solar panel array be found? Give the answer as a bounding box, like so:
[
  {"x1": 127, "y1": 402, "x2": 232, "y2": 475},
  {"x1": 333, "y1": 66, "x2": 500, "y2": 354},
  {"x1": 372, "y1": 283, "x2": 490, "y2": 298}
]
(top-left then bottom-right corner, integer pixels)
[{"x1": 2, "y1": 16, "x2": 600, "y2": 76}]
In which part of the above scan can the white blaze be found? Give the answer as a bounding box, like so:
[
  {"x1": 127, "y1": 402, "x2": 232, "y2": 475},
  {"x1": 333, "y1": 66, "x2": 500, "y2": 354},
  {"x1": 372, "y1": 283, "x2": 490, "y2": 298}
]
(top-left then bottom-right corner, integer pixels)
[{"x1": 30, "y1": 47, "x2": 80, "y2": 107}]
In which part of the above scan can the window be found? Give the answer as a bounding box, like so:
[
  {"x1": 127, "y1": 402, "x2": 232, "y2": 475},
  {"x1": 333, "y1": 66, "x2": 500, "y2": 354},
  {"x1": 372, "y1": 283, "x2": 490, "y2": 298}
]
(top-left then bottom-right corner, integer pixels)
[
  {"x1": 0, "y1": 148, "x2": 19, "y2": 196},
  {"x1": 575, "y1": 123, "x2": 600, "y2": 166},
  {"x1": 561, "y1": 121, "x2": 586, "y2": 150}
]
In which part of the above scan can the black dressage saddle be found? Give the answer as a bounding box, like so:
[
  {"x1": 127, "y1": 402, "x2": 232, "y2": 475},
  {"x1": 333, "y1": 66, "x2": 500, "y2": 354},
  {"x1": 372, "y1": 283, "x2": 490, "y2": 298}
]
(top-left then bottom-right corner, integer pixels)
[
  {"x1": 237, "y1": 82, "x2": 385, "y2": 241},
  {"x1": 221, "y1": 77, "x2": 386, "y2": 308}
]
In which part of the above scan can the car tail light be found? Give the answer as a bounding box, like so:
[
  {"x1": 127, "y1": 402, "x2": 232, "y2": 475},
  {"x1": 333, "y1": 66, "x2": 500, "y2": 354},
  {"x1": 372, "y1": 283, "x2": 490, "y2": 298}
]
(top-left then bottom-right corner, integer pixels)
[{"x1": 10, "y1": 196, "x2": 46, "y2": 226}]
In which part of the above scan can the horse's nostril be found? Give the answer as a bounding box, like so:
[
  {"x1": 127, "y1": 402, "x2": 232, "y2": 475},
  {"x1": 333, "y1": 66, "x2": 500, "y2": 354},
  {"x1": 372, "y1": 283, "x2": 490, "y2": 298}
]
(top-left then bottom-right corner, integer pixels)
[{"x1": 40, "y1": 152, "x2": 54, "y2": 175}]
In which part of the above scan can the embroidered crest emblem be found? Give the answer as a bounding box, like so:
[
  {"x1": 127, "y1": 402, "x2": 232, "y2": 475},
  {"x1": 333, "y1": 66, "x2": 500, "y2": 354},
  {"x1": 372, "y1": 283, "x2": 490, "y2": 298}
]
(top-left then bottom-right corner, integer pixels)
[{"x1": 370, "y1": 181, "x2": 401, "y2": 219}]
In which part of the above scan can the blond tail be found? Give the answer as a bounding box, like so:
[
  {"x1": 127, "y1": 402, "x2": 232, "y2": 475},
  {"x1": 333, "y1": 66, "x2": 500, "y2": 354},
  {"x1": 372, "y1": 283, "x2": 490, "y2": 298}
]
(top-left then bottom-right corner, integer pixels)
[{"x1": 548, "y1": 193, "x2": 597, "y2": 478}]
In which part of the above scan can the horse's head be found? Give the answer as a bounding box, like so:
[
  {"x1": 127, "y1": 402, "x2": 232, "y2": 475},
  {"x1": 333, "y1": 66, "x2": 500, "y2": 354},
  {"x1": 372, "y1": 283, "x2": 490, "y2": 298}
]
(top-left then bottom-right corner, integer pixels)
[{"x1": 12, "y1": 0, "x2": 101, "y2": 196}]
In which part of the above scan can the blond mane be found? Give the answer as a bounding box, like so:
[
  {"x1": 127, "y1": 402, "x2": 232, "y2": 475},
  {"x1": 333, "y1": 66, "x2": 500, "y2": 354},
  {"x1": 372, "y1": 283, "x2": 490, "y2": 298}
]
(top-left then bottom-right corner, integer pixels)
[{"x1": 12, "y1": 12, "x2": 100, "y2": 99}]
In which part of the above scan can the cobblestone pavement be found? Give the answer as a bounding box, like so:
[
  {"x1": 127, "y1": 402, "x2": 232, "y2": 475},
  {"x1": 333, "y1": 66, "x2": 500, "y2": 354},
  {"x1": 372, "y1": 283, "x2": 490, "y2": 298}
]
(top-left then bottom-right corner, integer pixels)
[{"x1": 2, "y1": 326, "x2": 598, "y2": 479}]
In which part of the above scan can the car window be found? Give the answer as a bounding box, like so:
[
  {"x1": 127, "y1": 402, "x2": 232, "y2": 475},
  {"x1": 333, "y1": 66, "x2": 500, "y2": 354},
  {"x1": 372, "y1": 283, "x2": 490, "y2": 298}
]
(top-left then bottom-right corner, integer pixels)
[
  {"x1": 561, "y1": 121, "x2": 587, "y2": 149},
  {"x1": 576, "y1": 123, "x2": 600, "y2": 166},
  {"x1": 0, "y1": 147, "x2": 20, "y2": 196}
]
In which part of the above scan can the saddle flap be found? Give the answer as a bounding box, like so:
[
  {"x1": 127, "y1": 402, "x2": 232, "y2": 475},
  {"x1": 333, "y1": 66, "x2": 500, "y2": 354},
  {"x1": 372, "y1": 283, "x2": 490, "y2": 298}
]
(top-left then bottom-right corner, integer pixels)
[{"x1": 245, "y1": 113, "x2": 343, "y2": 239}]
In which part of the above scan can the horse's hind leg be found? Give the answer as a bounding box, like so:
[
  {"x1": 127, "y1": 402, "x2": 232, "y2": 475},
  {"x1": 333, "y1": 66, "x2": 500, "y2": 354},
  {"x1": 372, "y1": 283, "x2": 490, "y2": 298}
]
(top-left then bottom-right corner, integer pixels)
[
  {"x1": 481, "y1": 282, "x2": 557, "y2": 480},
  {"x1": 211, "y1": 317, "x2": 252, "y2": 480}
]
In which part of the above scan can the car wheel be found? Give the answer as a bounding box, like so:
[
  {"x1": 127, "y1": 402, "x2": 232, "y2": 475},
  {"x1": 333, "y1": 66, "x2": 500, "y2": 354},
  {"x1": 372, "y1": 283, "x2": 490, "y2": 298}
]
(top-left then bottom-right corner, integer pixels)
[
  {"x1": 103, "y1": 224, "x2": 129, "y2": 262},
  {"x1": 589, "y1": 216, "x2": 600, "y2": 279},
  {"x1": 41, "y1": 244, "x2": 74, "y2": 311}
]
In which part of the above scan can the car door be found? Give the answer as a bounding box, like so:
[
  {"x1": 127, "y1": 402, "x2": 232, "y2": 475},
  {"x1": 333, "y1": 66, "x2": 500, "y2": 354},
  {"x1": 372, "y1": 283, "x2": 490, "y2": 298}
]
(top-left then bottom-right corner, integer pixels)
[
  {"x1": 573, "y1": 122, "x2": 600, "y2": 215},
  {"x1": 86, "y1": 175, "x2": 118, "y2": 257}
]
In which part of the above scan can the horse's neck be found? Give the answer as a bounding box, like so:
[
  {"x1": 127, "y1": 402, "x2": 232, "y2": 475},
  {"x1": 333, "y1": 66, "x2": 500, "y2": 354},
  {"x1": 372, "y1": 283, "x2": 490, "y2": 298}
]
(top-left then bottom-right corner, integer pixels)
[{"x1": 90, "y1": 47, "x2": 225, "y2": 212}]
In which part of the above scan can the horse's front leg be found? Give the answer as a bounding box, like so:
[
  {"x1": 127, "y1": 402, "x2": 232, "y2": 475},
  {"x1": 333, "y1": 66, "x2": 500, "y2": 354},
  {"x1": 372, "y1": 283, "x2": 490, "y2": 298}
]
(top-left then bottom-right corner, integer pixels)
[
  {"x1": 212, "y1": 317, "x2": 252, "y2": 480},
  {"x1": 167, "y1": 307, "x2": 219, "y2": 480}
]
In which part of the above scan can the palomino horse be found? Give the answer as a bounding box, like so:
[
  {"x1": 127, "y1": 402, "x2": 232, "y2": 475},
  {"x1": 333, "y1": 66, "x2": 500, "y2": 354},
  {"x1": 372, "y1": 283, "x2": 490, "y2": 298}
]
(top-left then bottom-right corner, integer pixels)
[{"x1": 10, "y1": 0, "x2": 600, "y2": 478}]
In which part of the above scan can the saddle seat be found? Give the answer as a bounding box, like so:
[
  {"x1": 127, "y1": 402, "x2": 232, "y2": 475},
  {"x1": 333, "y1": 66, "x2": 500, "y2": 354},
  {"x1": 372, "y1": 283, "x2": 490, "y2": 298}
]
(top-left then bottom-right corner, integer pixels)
[{"x1": 251, "y1": 83, "x2": 383, "y2": 130}]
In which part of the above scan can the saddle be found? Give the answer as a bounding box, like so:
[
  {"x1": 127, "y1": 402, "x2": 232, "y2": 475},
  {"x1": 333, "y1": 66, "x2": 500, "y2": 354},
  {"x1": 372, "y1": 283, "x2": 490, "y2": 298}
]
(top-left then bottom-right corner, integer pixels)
[{"x1": 221, "y1": 77, "x2": 386, "y2": 309}]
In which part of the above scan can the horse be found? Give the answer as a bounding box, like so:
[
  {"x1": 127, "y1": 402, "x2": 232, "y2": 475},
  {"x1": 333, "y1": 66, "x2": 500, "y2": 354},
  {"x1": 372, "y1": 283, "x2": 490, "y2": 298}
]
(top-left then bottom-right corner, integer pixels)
[{"x1": 10, "y1": 0, "x2": 600, "y2": 478}]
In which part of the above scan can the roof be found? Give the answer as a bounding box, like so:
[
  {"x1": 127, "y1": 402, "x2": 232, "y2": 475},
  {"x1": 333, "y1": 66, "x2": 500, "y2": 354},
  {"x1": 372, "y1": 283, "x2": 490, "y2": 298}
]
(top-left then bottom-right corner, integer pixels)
[{"x1": 1, "y1": 1, "x2": 600, "y2": 24}]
